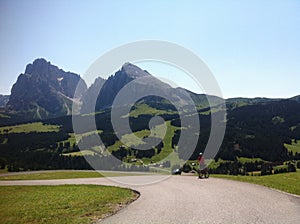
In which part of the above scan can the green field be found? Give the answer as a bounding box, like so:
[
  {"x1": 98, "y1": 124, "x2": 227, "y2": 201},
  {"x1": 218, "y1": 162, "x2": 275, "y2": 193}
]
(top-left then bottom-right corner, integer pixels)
[
  {"x1": 63, "y1": 149, "x2": 98, "y2": 156},
  {"x1": 0, "y1": 168, "x2": 8, "y2": 174},
  {"x1": 121, "y1": 130, "x2": 150, "y2": 147},
  {"x1": 129, "y1": 103, "x2": 175, "y2": 118},
  {"x1": 107, "y1": 129, "x2": 151, "y2": 152},
  {"x1": 113, "y1": 121, "x2": 181, "y2": 166},
  {"x1": 0, "y1": 171, "x2": 104, "y2": 180},
  {"x1": 213, "y1": 170, "x2": 300, "y2": 195},
  {"x1": 0, "y1": 185, "x2": 138, "y2": 224},
  {"x1": 61, "y1": 131, "x2": 103, "y2": 148},
  {"x1": 60, "y1": 133, "x2": 77, "y2": 146},
  {"x1": 147, "y1": 121, "x2": 180, "y2": 164},
  {"x1": 284, "y1": 140, "x2": 300, "y2": 154},
  {"x1": 61, "y1": 120, "x2": 181, "y2": 167},
  {"x1": 237, "y1": 157, "x2": 265, "y2": 163},
  {"x1": 0, "y1": 113, "x2": 10, "y2": 118},
  {"x1": 0, "y1": 122, "x2": 60, "y2": 134},
  {"x1": 0, "y1": 170, "x2": 149, "y2": 180}
]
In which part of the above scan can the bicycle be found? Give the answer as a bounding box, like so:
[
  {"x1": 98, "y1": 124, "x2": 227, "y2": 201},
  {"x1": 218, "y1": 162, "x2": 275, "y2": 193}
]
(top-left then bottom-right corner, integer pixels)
[{"x1": 198, "y1": 167, "x2": 209, "y2": 179}]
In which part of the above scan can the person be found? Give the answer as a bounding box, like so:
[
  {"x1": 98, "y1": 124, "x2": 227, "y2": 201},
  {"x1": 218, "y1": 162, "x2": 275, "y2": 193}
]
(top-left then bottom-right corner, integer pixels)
[{"x1": 197, "y1": 152, "x2": 208, "y2": 178}]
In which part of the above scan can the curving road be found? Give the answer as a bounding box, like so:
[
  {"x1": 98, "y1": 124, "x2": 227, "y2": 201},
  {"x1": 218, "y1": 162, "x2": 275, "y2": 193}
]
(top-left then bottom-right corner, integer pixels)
[{"x1": 0, "y1": 175, "x2": 299, "y2": 224}]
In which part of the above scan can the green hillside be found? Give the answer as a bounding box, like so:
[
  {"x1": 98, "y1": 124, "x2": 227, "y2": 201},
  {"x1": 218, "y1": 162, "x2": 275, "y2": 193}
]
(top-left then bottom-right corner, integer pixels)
[
  {"x1": 0, "y1": 122, "x2": 60, "y2": 134},
  {"x1": 285, "y1": 140, "x2": 300, "y2": 154},
  {"x1": 0, "y1": 97, "x2": 300, "y2": 173}
]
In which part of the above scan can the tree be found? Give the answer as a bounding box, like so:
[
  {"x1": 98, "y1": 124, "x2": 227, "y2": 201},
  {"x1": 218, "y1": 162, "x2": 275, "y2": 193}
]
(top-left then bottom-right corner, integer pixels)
[
  {"x1": 287, "y1": 162, "x2": 296, "y2": 172},
  {"x1": 136, "y1": 148, "x2": 155, "y2": 159},
  {"x1": 157, "y1": 141, "x2": 163, "y2": 154},
  {"x1": 261, "y1": 163, "x2": 272, "y2": 176},
  {"x1": 182, "y1": 163, "x2": 192, "y2": 173}
]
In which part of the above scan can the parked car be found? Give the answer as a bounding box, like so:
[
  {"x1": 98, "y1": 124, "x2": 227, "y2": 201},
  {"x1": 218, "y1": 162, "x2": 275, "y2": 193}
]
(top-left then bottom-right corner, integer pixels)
[{"x1": 172, "y1": 168, "x2": 182, "y2": 175}]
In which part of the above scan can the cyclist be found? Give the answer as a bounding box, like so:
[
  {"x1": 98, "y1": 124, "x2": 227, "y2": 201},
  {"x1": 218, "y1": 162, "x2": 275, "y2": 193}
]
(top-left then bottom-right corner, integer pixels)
[{"x1": 198, "y1": 152, "x2": 208, "y2": 178}]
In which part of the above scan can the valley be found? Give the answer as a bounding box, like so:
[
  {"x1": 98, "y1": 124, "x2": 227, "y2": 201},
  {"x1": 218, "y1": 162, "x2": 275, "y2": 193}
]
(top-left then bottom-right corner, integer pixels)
[{"x1": 0, "y1": 59, "x2": 299, "y2": 178}]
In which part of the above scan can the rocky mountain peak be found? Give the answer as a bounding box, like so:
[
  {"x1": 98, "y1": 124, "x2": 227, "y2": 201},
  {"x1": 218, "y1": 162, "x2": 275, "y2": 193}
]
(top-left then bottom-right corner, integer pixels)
[
  {"x1": 25, "y1": 58, "x2": 49, "y2": 75},
  {"x1": 88, "y1": 63, "x2": 173, "y2": 111},
  {"x1": 7, "y1": 58, "x2": 87, "y2": 119},
  {"x1": 120, "y1": 62, "x2": 150, "y2": 79},
  {"x1": 0, "y1": 94, "x2": 9, "y2": 108}
]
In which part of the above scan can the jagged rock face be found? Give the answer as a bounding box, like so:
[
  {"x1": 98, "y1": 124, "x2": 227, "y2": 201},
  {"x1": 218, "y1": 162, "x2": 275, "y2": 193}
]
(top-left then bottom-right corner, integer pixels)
[
  {"x1": 80, "y1": 77, "x2": 106, "y2": 114},
  {"x1": 82, "y1": 62, "x2": 221, "y2": 114},
  {"x1": 0, "y1": 95, "x2": 9, "y2": 107},
  {"x1": 291, "y1": 95, "x2": 300, "y2": 104},
  {"x1": 7, "y1": 58, "x2": 87, "y2": 118},
  {"x1": 93, "y1": 63, "x2": 172, "y2": 111}
]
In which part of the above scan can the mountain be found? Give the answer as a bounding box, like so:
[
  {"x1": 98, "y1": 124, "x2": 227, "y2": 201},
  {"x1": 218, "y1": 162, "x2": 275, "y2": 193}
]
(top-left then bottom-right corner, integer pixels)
[
  {"x1": 290, "y1": 95, "x2": 300, "y2": 104},
  {"x1": 80, "y1": 77, "x2": 106, "y2": 114},
  {"x1": 7, "y1": 58, "x2": 87, "y2": 119},
  {"x1": 182, "y1": 88, "x2": 224, "y2": 109},
  {"x1": 225, "y1": 97, "x2": 281, "y2": 110},
  {"x1": 93, "y1": 62, "x2": 173, "y2": 111},
  {"x1": 82, "y1": 62, "x2": 222, "y2": 113},
  {"x1": 220, "y1": 99, "x2": 300, "y2": 161},
  {"x1": 1, "y1": 60, "x2": 300, "y2": 172},
  {"x1": 3, "y1": 59, "x2": 300, "y2": 123},
  {"x1": 81, "y1": 62, "x2": 172, "y2": 112},
  {"x1": 0, "y1": 95, "x2": 9, "y2": 108}
]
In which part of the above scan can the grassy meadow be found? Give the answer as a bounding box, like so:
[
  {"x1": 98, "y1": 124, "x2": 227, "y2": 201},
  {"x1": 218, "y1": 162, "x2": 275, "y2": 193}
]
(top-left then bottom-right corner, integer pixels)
[
  {"x1": 0, "y1": 171, "x2": 103, "y2": 180},
  {"x1": 0, "y1": 122, "x2": 60, "y2": 134},
  {"x1": 213, "y1": 169, "x2": 300, "y2": 195},
  {"x1": 284, "y1": 140, "x2": 300, "y2": 154},
  {"x1": 0, "y1": 170, "x2": 149, "y2": 181},
  {"x1": 129, "y1": 103, "x2": 175, "y2": 118},
  {"x1": 0, "y1": 185, "x2": 138, "y2": 224}
]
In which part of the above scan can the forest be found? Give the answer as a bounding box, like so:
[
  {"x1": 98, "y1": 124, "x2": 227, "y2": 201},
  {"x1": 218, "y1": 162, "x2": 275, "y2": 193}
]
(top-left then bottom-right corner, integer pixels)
[{"x1": 0, "y1": 98, "x2": 300, "y2": 173}]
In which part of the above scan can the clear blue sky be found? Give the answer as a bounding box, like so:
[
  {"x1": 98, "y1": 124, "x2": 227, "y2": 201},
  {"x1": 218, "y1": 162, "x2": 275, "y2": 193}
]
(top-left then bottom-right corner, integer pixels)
[{"x1": 0, "y1": 0, "x2": 299, "y2": 98}]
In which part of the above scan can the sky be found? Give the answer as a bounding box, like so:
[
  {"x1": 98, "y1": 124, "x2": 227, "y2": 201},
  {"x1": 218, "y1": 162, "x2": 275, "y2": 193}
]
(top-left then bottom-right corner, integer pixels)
[{"x1": 0, "y1": 0, "x2": 299, "y2": 99}]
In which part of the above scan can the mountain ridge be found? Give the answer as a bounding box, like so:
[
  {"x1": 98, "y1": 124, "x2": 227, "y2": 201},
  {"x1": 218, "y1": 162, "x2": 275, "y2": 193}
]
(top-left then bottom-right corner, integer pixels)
[
  {"x1": 92, "y1": 62, "x2": 174, "y2": 111},
  {"x1": 0, "y1": 59, "x2": 300, "y2": 172},
  {"x1": 6, "y1": 58, "x2": 87, "y2": 119},
  {"x1": 0, "y1": 95, "x2": 9, "y2": 108},
  {"x1": 2, "y1": 58, "x2": 300, "y2": 121}
]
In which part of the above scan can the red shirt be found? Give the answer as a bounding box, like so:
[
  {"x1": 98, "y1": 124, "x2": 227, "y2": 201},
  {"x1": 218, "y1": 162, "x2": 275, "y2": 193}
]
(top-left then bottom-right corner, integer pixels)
[{"x1": 198, "y1": 155, "x2": 205, "y2": 165}]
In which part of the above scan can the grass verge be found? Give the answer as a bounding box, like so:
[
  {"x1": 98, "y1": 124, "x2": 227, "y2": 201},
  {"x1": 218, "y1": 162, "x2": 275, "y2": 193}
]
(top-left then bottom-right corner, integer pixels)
[
  {"x1": 0, "y1": 171, "x2": 103, "y2": 180},
  {"x1": 0, "y1": 170, "x2": 149, "y2": 180},
  {"x1": 0, "y1": 185, "x2": 138, "y2": 224},
  {"x1": 0, "y1": 168, "x2": 8, "y2": 174},
  {"x1": 212, "y1": 170, "x2": 300, "y2": 195}
]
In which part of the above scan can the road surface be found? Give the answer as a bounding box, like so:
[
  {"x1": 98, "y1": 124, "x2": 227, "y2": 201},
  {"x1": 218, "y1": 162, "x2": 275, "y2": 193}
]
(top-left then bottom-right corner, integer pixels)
[{"x1": 0, "y1": 175, "x2": 299, "y2": 224}]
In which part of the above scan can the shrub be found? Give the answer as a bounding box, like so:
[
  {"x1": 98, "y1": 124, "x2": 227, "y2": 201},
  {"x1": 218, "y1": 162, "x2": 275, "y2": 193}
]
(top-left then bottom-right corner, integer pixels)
[
  {"x1": 274, "y1": 165, "x2": 288, "y2": 174},
  {"x1": 297, "y1": 161, "x2": 300, "y2": 169},
  {"x1": 261, "y1": 163, "x2": 273, "y2": 176},
  {"x1": 287, "y1": 163, "x2": 296, "y2": 172},
  {"x1": 182, "y1": 163, "x2": 192, "y2": 173}
]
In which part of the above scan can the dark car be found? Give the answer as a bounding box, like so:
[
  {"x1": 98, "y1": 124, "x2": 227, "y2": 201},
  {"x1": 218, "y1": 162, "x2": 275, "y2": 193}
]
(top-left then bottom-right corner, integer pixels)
[{"x1": 171, "y1": 168, "x2": 182, "y2": 175}]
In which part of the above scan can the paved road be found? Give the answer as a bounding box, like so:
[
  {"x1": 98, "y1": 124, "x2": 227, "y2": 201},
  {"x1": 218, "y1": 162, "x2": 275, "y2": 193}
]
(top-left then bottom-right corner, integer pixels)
[{"x1": 0, "y1": 175, "x2": 299, "y2": 224}]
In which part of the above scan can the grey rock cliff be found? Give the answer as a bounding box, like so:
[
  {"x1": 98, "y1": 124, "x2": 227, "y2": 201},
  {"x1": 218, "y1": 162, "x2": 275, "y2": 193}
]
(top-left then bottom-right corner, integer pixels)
[{"x1": 7, "y1": 58, "x2": 87, "y2": 118}]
